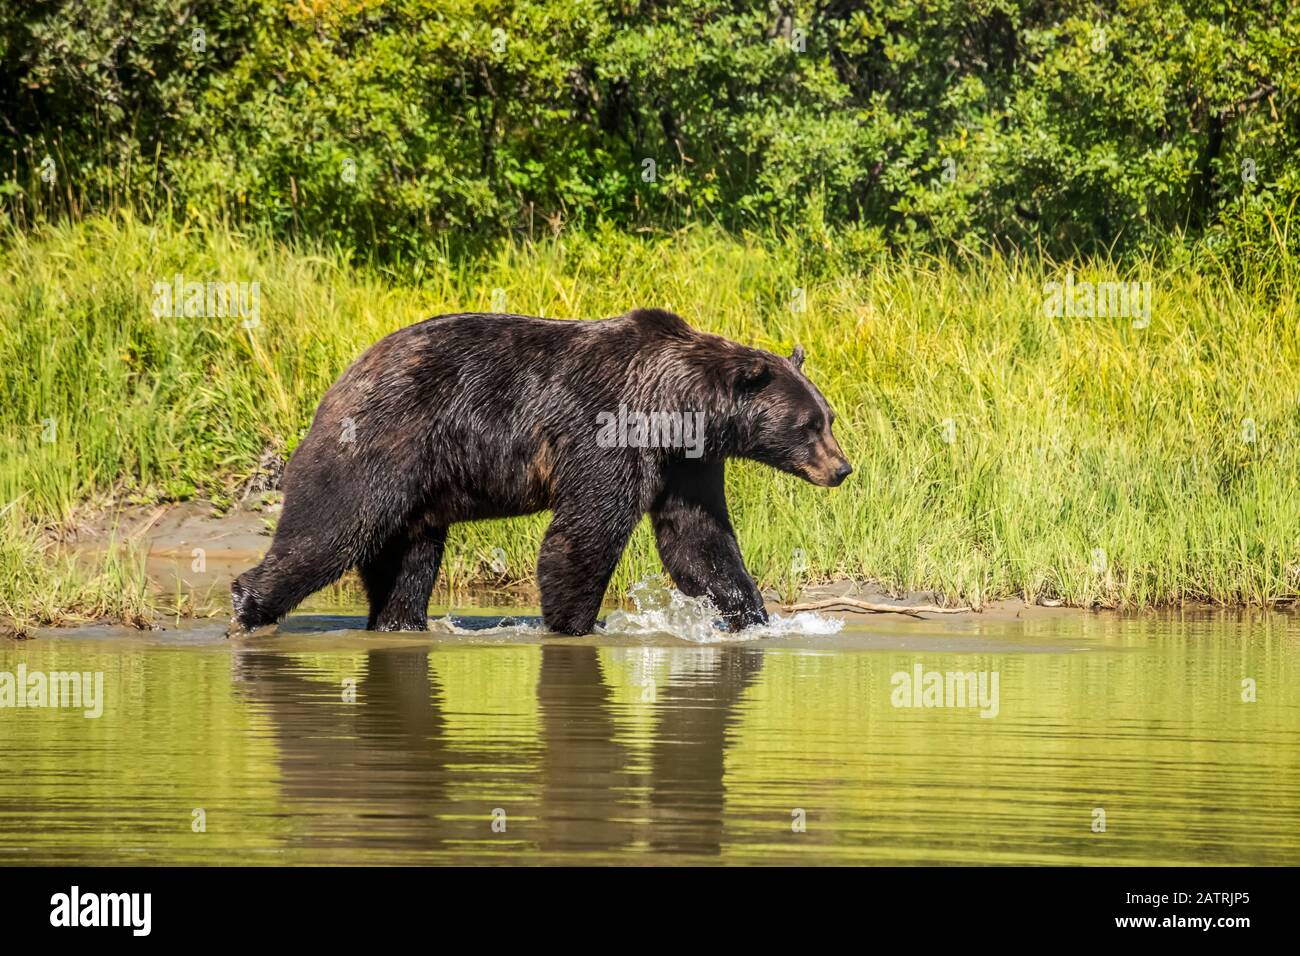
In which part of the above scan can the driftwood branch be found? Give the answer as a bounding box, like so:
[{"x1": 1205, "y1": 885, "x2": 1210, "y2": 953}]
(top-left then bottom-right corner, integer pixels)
[{"x1": 782, "y1": 597, "x2": 975, "y2": 618}]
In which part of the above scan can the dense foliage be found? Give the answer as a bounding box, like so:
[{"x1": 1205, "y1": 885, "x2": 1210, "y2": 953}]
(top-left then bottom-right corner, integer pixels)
[{"x1": 2, "y1": 1, "x2": 1296, "y2": 260}]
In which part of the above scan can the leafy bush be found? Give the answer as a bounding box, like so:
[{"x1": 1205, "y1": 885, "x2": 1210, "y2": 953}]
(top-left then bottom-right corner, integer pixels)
[{"x1": 1, "y1": 1, "x2": 1297, "y2": 261}]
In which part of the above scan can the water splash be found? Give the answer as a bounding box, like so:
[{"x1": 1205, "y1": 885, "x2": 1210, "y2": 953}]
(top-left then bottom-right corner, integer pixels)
[
  {"x1": 425, "y1": 581, "x2": 842, "y2": 641},
  {"x1": 599, "y1": 580, "x2": 843, "y2": 643},
  {"x1": 428, "y1": 614, "x2": 545, "y2": 635}
]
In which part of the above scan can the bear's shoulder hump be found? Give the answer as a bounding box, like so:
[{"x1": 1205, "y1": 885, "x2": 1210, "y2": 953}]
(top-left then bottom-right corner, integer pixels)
[{"x1": 623, "y1": 308, "x2": 693, "y2": 337}]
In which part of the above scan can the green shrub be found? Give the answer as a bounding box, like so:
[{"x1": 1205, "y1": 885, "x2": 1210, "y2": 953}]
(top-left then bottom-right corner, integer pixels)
[{"x1": 1, "y1": 1, "x2": 1296, "y2": 261}]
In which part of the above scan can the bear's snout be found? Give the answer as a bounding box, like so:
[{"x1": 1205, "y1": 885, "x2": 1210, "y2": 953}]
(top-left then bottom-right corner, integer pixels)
[
  {"x1": 801, "y1": 450, "x2": 852, "y2": 487},
  {"x1": 809, "y1": 457, "x2": 852, "y2": 487},
  {"x1": 801, "y1": 429, "x2": 852, "y2": 487}
]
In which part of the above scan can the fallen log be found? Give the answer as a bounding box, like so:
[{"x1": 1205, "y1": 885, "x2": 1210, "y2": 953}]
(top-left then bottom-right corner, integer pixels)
[{"x1": 781, "y1": 597, "x2": 974, "y2": 618}]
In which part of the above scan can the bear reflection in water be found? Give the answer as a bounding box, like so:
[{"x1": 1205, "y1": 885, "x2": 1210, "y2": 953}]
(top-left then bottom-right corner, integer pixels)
[{"x1": 233, "y1": 643, "x2": 763, "y2": 857}]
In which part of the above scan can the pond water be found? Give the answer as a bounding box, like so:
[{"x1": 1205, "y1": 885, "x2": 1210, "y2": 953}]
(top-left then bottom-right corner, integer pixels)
[{"x1": 2, "y1": 591, "x2": 1298, "y2": 865}]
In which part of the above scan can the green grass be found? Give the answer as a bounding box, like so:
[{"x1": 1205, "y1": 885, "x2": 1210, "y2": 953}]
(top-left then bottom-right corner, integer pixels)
[
  {"x1": 0, "y1": 503, "x2": 155, "y2": 636},
  {"x1": 2, "y1": 212, "x2": 1298, "y2": 627}
]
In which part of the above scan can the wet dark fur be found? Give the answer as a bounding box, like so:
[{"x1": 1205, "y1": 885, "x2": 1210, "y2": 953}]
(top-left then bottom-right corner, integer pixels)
[{"x1": 230, "y1": 309, "x2": 851, "y2": 635}]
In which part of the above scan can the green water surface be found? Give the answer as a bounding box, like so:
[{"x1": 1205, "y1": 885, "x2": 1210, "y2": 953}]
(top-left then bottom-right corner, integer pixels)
[{"x1": 1, "y1": 608, "x2": 1297, "y2": 865}]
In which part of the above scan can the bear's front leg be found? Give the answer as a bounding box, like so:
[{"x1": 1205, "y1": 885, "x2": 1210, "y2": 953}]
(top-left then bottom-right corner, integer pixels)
[
  {"x1": 650, "y1": 459, "x2": 768, "y2": 630},
  {"x1": 538, "y1": 503, "x2": 640, "y2": 636}
]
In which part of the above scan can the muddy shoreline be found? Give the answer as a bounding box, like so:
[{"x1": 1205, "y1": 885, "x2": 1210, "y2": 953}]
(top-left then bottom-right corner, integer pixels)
[{"x1": 28, "y1": 499, "x2": 1294, "y2": 638}]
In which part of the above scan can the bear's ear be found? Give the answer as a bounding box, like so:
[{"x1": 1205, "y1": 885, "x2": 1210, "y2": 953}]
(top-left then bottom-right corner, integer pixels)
[
  {"x1": 727, "y1": 355, "x2": 772, "y2": 393},
  {"x1": 789, "y1": 345, "x2": 805, "y2": 370}
]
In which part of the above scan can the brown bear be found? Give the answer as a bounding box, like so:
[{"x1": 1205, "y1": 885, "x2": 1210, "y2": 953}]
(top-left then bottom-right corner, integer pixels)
[{"x1": 229, "y1": 309, "x2": 850, "y2": 636}]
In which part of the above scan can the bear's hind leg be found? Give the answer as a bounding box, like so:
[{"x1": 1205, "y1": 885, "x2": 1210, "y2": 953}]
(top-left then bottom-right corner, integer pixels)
[
  {"x1": 231, "y1": 523, "x2": 364, "y2": 632},
  {"x1": 359, "y1": 522, "x2": 448, "y2": 632}
]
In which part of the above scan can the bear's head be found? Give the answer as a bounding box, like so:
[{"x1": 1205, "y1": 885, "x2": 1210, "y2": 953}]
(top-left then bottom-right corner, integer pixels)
[{"x1": 722, "y1": 344, "x2": 852, "y2": 487}]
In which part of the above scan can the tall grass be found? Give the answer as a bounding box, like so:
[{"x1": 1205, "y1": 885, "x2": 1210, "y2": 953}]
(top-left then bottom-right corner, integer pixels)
[
  {"x1": 0, "y1": 504, "x2": 154, "y2": 636},
  {"x1": 1, "y1": 213, "x2": 1298, "y2": 624}
]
